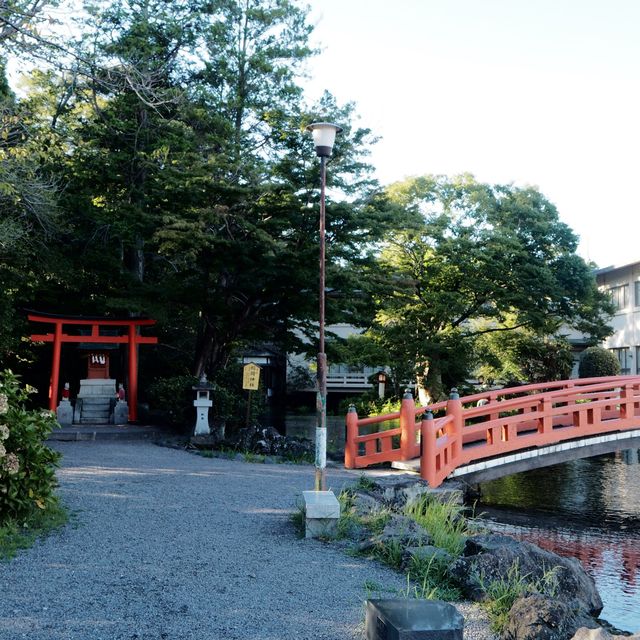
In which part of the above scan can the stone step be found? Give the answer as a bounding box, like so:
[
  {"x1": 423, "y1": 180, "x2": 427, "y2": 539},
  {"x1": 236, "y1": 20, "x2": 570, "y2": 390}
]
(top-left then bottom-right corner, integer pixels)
[
  {"x1": 81, "y1": 412, "x2": 111, "y2": 420},
  {"x1": 80, "y1": 417, "x2": 110, "y2": 424},
  {"x1": 82, "y1": 396, "x2": 111, "y2": 407}
]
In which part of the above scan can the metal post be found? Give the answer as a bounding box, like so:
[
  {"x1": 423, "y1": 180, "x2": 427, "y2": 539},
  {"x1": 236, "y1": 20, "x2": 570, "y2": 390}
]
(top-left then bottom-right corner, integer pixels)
[{"x1": 315, "y1": 156, "x2": 328, "y2": 491}]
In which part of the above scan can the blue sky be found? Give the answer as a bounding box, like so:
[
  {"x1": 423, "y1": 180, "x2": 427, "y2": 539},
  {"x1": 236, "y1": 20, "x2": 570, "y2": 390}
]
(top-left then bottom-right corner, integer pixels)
[{"x1": 305, "y1": 0, "x2": 640, "y2": 268}]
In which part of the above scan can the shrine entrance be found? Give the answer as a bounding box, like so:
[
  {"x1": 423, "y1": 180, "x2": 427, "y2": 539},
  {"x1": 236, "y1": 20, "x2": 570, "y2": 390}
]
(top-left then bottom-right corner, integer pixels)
[{"x1": 28, "y1": 312, "x2": 158, "y2": 423}]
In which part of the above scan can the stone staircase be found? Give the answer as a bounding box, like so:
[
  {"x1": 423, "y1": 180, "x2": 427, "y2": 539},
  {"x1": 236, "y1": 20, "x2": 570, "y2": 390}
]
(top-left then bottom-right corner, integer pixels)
[
  {"x1": 73, "y1": 379, "x2": 116, "y2": 425},
  {"x1": 77, "y1": 396, "x2": 113, "y2": 424}
]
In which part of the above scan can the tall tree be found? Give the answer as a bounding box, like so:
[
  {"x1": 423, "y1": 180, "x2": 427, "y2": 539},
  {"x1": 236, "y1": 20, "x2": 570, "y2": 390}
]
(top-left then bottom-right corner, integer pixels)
[{"x1": 363, "y1": 174, "x2": 613, "y2": 401}]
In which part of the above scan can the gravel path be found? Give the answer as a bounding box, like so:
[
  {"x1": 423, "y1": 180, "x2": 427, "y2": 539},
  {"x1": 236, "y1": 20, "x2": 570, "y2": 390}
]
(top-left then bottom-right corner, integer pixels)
[{"x1": 0, "y1": 441, "x2": 496, "y2": 640}]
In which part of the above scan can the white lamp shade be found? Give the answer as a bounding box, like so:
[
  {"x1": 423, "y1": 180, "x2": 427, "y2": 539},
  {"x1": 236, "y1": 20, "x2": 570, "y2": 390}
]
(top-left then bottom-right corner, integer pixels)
[{"x1": 306, "y1": 122, "x2": 342, "y2": 156}]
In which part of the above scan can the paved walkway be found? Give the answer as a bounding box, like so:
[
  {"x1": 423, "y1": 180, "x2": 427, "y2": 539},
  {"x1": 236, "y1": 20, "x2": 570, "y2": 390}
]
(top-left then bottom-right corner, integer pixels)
[
  {"x1": 1, "y1": 441, "x2": 411, "y2": 640},
  {"x1": 1, "y1": 440, "x2": 494, "y2": 640}
]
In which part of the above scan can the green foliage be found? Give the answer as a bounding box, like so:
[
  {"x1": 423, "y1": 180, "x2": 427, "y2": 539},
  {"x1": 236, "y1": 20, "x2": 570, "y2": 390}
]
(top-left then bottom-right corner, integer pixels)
[
  {"x1": 475, "y1": 328, "x2": 575, "y2": 385},
  {"x1": 339, "y1": 394, "x2": 402, "y2": 419},
  {"x1": 0, "y1": 370, "x2": 62, "y2": 523},
  {"x1": 146, "y1": 375, "x2": 198, "y2": 427},
  {"x1": 476, "y1": 561, "x2": 560, "y2": 634},
  {"x1": 578, "y1": 346, "x2": 621, "y2": 378},
  {"x1": 0, "y1": 501, "x2": 67, "y2": 561},
  {"x1": 146, "y1": 365, "x2": 259, "y2": 431},
  {"x1": 363, "y1": 174, "x2": 614, "y2": 399},
  {"x1": 399, "y1": 561, "x2": 462, "y2": 602},
  {"x1": 404, "y1": 495, "x2": 471, "y2": 556}
]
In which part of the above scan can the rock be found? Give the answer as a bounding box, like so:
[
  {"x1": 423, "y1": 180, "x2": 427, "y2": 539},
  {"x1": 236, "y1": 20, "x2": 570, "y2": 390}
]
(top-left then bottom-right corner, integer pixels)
[
  {"x1": 572, "y1": 628, "x2": 640, "y2": 640},
  {"x1": 190, "y1": 434, "x2": 220, "y2": 448},
  {"x1": 370, "y1": 476, "x2": 437, "y2": 509},
  {"x1": 449, "y1": 534, "x2": 603, "y2": 617},
  {"x1": 571, "y1": 629, "x2": 612, "y2": 640},
  {"x1": 376, "y1": 514, "x2": 431, "y2": 547},
  {"x1": 504, "y1": 594, "x2": 598, "y2": 640},
  {"x1": 401, "y1": 544, "x2": 454, "y2": 571},
  {"x1": 351, "y1": 490, "x2": 385, "y2": 517},
  {"x1": 226, "y1": 426, "x2": 313, "y2": 458}
]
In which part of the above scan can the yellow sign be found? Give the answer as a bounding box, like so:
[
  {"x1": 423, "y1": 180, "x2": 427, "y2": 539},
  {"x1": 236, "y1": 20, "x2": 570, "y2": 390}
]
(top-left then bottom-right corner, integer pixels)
[{"x1": 242, "y1": 363, "x2": 261, "y2": 390}]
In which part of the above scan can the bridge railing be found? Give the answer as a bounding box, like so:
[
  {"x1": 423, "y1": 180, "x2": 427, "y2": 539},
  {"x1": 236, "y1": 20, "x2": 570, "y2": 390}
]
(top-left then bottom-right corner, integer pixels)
[{"x1": 345, "y1": 376, "x2": 640, "y2": 487}]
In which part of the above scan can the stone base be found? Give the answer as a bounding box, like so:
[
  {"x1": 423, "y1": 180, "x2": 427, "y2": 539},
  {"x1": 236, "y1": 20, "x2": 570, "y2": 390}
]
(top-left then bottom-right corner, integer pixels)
[
  {"x1": 77, "y1": 378, "x2": 117, "y2": 397},
  {"x1": 303, "y1": 490, "x2": 340, "y2": 539},
  {"x1": 56, "y1": 399, "x2": 73, "y2": 426},
  {"x1": 366, "y1": 599, "x2": 463, "y2": 640},
  {"x1": 113, "y1": 401, "x2": 128, "y2": 425}
]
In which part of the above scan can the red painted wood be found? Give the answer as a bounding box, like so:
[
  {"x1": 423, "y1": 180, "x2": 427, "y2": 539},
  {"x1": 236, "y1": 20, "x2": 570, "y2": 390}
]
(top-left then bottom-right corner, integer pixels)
[{"x1": 347, "y1": 376, "x2": 640, "y2": 487}]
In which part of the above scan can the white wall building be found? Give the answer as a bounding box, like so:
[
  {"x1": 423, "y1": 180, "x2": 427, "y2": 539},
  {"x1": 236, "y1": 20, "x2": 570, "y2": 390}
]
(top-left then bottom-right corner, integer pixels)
[{"x1": 596, "y1": 261, "x2": 640, "y2": 375}]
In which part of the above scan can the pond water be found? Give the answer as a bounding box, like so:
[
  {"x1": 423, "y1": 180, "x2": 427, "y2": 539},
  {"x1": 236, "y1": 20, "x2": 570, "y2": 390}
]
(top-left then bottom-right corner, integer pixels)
[{"x1": 473, "y1": 450, "x2": 640, "y2": 633}]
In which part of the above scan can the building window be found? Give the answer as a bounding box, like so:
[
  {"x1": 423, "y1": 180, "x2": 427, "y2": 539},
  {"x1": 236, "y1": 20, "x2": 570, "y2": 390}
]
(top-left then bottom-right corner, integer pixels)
[
  {"x1": 611, "y1": 347, "x2": 631, "y2": 374},
  {"x1": 635, "y1": 281, "x2": 640, "y2": 307},
  {"x1": 609, "y1": 284, "x2": 629, "y2": 311}
]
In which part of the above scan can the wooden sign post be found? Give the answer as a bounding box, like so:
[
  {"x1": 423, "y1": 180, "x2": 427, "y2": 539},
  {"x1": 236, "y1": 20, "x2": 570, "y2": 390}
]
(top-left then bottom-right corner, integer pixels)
[{"x1": 242, "y1": 363, "x2": 261, "y2": 426}]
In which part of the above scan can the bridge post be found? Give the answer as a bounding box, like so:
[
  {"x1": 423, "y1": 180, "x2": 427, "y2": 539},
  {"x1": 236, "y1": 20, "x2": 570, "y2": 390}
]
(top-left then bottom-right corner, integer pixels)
[
  {"x1": 446, "y1": 387, "x2": 463, "y2": 460},
  {"x1": 400, "y1": 390, "x2": 417, "y2": 460},
  {"x1": 345, "y1": 404, "x2": 358, "y2": 469},
  {"x1": 420, "y1": 409, "x2": 437, "y2": 486},
  {"x1": 620, "y1": 382, "x2": 634, "y2": 421}
]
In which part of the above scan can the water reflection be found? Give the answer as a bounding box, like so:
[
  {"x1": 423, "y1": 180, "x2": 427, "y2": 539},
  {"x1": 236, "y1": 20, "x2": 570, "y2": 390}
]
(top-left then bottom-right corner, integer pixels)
[{"x1": 475, "y1": 451, "x2": 640, "y2": 632}]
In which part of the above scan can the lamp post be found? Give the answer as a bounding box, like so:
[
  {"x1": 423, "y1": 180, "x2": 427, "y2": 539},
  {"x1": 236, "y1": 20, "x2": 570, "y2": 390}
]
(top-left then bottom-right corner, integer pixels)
[{"x1": 306, "y1": 121, "x2": 342, "y2": 491}]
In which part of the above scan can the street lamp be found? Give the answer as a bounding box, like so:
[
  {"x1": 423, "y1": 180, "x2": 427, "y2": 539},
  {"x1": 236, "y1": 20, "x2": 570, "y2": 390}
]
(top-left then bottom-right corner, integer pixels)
[{"x1": 306, "y1": 121, "x2": 342, "y2": 491}]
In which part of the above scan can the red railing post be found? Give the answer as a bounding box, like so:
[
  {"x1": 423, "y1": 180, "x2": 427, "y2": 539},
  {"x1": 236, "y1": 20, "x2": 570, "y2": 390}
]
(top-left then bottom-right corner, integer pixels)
[
  {"x1": 420, "y1": 409, "x2": 437, "y2": 486},
  {"x1": 446, "y1": 387, "x2": 463, "y2": 460},
  {"x1": 400, "y1": 390, "x2": 417, "y2": 460},
  {"x1": 345, "y1": 404, "x2": 358, "y2": 469},
  {"x1": 621, "y1": 382, "x2": 634, "y2": 421}
]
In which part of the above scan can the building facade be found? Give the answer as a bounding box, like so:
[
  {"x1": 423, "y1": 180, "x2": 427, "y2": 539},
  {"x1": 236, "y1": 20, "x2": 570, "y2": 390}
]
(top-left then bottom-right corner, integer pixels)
[{"x1": 596, "y1": 261, "x2": 640, "y2": 375}]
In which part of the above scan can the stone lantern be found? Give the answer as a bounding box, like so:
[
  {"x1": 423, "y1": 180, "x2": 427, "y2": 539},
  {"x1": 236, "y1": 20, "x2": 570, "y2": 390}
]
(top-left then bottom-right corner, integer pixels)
[{"x1": 192, "y1": 374, "x2": 213, "y2": 435}]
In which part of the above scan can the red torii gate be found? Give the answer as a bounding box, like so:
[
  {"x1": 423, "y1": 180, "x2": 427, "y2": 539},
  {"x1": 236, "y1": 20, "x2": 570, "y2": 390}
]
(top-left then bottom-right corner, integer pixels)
[{"x1": 28, "y1": 312, "x2": 158, "y2": 422}]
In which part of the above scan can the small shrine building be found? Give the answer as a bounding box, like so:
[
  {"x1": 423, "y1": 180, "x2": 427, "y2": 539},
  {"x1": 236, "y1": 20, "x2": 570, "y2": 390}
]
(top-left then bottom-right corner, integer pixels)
[{"x1": 28, "y1": 312, "x2": 158, "y2": 422}]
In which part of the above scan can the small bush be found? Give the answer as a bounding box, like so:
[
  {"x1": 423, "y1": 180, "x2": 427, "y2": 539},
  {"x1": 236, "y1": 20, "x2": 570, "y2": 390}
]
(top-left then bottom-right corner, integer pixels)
[
  {"x1": 404, "y1": 495, "x2": 471, "y2": 556},
  {"x1": 0, "y1": 370, "x2": 62, "y2": 524},
  {"x1": 578, "y1": 347, "x2": 621, "y2": 378},
  {"x1": 476, "y1": 560, "x2": 560, "y2": 634}
]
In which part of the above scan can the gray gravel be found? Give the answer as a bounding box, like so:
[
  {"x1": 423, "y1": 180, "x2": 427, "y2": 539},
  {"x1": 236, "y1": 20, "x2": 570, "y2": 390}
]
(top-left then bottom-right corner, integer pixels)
[{"x1": 0, "y1": 441, "x2": 496, "y2": 639}]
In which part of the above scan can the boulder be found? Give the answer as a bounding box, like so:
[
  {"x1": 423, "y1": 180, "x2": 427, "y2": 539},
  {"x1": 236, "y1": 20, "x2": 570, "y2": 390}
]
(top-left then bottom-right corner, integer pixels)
[
  {"x1": 370, "y1": 476, "x2": 462, "y2": 510},
  {"x1": 351, "y1": 490, "x2": 385, "y2": 517},
  {"x1": 571, "y1": 628, "x2": 640, "y2": 640},
  {"x1": 504, "y1": 594, "x2": 598, "y2": 640},
  {"x1": 227, "y1": 426, "x2": 312, "y2": 458},
  {"x1": 449, "y1": 534, "x2": 602, "y2": 618},
  {"x1": 401, "y1": 544, "x2": 454, "y2": 572},
  {"x1": 376, "y1": 514, "x2": 431, "y2": 547}
]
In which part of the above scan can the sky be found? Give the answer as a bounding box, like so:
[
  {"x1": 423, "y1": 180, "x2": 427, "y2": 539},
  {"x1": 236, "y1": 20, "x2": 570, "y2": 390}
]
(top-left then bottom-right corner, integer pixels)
[{"x1": 304, "y1": 0, "x2": 640, "y2": 269}]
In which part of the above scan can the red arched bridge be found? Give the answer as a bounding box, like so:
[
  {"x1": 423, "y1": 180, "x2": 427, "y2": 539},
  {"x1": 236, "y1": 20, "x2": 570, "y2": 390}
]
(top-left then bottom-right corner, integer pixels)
[{"x1": 345, "y1": 376, "x2": 640, "y2": 487}]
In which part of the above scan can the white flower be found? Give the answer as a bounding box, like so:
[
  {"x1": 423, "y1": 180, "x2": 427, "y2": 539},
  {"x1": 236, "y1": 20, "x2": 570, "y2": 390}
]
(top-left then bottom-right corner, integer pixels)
[
  {"x1": 3, "y1": 453, "x2": 19, "y2": 475},
  {"x1": 0, "y1": 442, "x2": 5, "y2": 459},
  {"x1": 0, "y1": 424, "x2": 8, "y2": 441},
  {"x1": 0, "y1": 394, "x2": 8, "y2": 415}
]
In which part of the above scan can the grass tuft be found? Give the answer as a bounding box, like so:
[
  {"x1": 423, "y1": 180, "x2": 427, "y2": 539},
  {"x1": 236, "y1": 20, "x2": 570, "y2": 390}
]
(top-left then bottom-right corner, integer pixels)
[
  {"x1": 404, "y1": 494, "x2": 472, "y2": 556},
  {"x1": 0, "y1": 500, "x2": 68, "y2": 561},
  {"x1": 476, "y1": 560, "x2": 560, "y2": 634}
]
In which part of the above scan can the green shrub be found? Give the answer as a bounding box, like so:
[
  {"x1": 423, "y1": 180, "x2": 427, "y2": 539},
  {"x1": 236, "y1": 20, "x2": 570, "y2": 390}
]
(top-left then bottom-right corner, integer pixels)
[
  {"x1": 146, "y1": 374, "x2": 199, "y2": 426},
  {"x1": 338, "y1": 393, "x2": 402, "y2": 418},
  {"x1": 0, "y1": 370, "x2": 62, "y2": 523},
  {"x1": 476, "y1": 561, "x2": 560, "y2": 634},
  {"x1": 578, "y1": 347, "x2": 621, "y2": 378},
  {"x1": 404, "y1": 494, "x2": 471, "y2": 556}
]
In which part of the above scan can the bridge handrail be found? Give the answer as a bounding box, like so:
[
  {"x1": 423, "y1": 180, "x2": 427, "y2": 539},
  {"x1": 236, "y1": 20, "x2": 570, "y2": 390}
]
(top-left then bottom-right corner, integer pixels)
[{"x1": 345, "y1": 375, "x2": 640, "y2": 481}]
